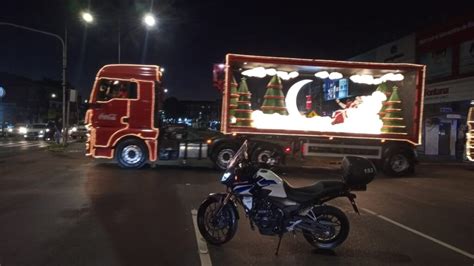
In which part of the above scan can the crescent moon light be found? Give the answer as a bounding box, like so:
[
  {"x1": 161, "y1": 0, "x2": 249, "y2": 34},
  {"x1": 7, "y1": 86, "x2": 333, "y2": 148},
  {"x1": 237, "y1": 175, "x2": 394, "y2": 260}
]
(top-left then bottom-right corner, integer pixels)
[{"x1": 285, "y1": 79, "x2": 313, "y2": 116}]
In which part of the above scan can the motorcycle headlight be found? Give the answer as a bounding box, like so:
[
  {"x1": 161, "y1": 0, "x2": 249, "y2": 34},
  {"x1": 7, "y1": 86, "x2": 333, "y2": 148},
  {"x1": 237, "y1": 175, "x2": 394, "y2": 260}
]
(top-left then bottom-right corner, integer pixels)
[{"x1": 221, "y1": 172, "x2": 232, "y2": 182}]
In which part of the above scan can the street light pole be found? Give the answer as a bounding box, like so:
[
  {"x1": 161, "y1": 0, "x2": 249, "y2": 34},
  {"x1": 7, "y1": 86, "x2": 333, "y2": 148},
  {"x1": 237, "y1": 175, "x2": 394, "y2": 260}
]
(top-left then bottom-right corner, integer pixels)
[{"x1": 0, "y1": 22, "x2": 68, "y2": 145}]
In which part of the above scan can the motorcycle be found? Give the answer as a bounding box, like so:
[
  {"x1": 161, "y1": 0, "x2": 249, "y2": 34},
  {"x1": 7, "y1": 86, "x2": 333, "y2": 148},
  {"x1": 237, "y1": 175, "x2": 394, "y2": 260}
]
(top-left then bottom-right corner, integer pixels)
[{"x1": 197, "y1": 140, "x2": 375, "y2": 254}]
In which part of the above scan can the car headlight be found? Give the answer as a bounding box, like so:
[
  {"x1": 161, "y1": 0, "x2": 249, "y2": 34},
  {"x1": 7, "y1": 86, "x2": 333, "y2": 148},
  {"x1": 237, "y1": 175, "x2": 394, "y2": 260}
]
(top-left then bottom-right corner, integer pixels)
[
  {"x1": 19, "y1": 127, "x2": 27, "y2": 134},
  {"x1": 72, "y1": 127, "x2": 77, "y2": 132},
  {"x1": 46, "y1": 128, "x2": 50, "y2": 132},
  {"x1": 7, "y1": 128, "x2": 13, "y2": 132},
  {"x1": 40, "y1": 130, "x2": 44, "y2": 134},
  {"x1": 221, "y1": 172, "x2": 232, "y2": 182}
]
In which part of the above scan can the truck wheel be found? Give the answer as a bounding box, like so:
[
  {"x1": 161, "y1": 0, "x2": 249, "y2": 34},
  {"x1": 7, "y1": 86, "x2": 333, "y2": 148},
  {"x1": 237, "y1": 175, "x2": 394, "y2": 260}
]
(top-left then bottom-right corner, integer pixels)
[
  {"x1": 213, "y1": 144, "x2": 238, "y2": 170},
  {"x1": 251, "y1": 146, "x2": 281, "y2": 166},
  {"x1": 383, "y1": 151, "x2": 414, "y2": 177},
  {"x1": 116, "y1": 139, "x2": 148, "y2": 169}
]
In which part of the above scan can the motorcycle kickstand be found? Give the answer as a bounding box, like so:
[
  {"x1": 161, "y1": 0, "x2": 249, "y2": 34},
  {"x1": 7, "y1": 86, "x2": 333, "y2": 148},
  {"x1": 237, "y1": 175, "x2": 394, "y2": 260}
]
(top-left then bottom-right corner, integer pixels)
[{"x1": 275, "y1": 234, "x2": 283, "y2": 256}]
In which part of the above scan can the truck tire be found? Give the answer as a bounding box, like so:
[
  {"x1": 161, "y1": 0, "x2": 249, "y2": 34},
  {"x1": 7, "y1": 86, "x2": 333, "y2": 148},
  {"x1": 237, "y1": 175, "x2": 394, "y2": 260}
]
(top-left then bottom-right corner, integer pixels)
[
  {"x1": 251, "y1": 145, "x2": 282, "y2": 166},
  {"x1": 116, "y1": 139, "x2": 148, "y2": 169},
  {"x1": 383, "y1": 151, "x2": 415, "y2": 177},
  {"x1": 212, "y1": 143, "x2": 239, "y2": 170}
]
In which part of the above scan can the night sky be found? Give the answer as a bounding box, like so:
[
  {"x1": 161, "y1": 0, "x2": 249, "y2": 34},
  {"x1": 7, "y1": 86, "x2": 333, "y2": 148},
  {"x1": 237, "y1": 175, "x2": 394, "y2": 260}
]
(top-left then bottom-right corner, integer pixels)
[{"x1": 0, "y1": 1, "x2": 472, "y2": 101}]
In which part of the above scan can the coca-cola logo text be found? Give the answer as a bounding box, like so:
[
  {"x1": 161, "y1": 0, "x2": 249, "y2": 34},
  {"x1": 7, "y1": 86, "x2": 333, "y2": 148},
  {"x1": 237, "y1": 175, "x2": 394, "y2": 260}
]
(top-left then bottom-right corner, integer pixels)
[{"x1": 98, "y1": 113, "x2": 117, "y2": 121}]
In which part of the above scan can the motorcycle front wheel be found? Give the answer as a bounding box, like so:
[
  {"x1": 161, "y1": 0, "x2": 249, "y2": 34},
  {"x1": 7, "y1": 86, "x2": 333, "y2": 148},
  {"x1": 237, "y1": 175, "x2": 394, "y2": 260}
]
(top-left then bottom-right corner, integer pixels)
[
  {"x1": 302, "y1": 205, "x2": 349, "y2": 249},
  {"x1": 197, "y1": 196, "x2": 238, "y2": 245}
]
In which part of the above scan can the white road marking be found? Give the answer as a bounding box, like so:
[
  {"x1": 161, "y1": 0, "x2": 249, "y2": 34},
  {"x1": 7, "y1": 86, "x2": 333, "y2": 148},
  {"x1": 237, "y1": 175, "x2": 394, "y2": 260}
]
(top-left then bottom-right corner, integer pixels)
[
  {"x1": 191, "y1": 209, "x2": 212, "y2": 266},
  {"x1": 362, "y1": 207, "x2": 474, "y2": 260}
]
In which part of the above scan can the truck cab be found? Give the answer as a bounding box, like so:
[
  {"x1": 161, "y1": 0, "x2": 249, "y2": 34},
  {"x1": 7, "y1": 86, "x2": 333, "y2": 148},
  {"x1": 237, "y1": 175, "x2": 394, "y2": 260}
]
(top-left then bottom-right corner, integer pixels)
[
  {"x1": 85, "y1": 65, "x2": 162, "y2": 168},
  {"x1": 85, "y1": 64, "x2": 221, "y2": 168}
]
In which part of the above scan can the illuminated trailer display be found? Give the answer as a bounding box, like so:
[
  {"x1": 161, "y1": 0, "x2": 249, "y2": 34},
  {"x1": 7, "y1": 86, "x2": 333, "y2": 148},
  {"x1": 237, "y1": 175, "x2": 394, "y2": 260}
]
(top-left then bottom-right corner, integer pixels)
[
  {"x1": 466, "y1": 100, "x2": 474, "y2": 162},
  {"x1": 221, "y1": 54, "x2": 426, "y2": 145}
]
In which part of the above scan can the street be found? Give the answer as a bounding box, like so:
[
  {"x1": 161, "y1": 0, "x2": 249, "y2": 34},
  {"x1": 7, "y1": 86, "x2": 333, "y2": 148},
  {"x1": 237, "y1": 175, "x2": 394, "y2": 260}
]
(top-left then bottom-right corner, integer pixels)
[
  {"x1": 0, "y1": 139, "x2": 49, "y2": 158},
  {"x1": 0, "y1": 143, "x2": 473, "y2": 266}
]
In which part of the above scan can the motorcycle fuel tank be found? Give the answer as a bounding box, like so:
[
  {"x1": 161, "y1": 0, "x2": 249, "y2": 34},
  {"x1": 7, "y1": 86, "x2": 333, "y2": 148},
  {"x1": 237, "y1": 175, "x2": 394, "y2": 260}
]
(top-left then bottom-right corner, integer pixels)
[{"x1": 255, "y1": 169, "x2": 287, "y2": 198}]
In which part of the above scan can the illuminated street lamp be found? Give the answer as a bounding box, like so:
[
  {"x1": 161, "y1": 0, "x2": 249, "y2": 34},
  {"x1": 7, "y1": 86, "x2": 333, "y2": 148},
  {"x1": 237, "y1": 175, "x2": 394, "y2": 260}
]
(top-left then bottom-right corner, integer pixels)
[
  {"x1": 143, "y1": 13, "x2": 156, "y2": 28},
  {"x1": 81, "y1": 11, "x2": 94, "y2": 23}
]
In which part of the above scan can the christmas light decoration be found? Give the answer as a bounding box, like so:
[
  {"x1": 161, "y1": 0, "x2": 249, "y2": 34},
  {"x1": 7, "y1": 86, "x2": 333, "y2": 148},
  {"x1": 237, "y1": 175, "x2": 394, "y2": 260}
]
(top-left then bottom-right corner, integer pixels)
[
  {"x1": 242, "y1": 67, "x2": 299, "y2": 80},
  {"x1": 261, "y1": 75, "x2": 288, "y2": 115},
  {"x1": 381, "y1": 86, "x2": 407, "y2": 134},
  {"x1": 252, "y1": 90, "x2": 386, "y2": 134},
  {"x1": 235, "y1": 78, "x2": 253, "y2": 127},
  {"x1": 228, "y1": 76, "x2": 239, "y2": 123}
]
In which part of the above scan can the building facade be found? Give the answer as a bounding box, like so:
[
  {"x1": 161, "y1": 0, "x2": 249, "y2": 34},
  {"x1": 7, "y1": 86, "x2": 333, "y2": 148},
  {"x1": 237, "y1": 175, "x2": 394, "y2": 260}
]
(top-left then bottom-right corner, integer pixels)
[{"x1": 350, "y1": 16, "x2": 474, "y2": 159}]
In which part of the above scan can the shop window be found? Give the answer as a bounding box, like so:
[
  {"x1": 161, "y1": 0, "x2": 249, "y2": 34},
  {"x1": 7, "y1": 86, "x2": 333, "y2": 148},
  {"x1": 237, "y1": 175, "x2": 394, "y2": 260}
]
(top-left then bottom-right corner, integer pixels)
[{"x1": 96, "y1": 79, "x2": 138, "y2": 101}]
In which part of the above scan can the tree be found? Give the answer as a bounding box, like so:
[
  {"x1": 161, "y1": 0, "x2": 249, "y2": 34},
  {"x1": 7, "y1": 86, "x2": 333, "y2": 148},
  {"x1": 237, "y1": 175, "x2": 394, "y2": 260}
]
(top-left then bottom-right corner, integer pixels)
[
  {"x1": 261, "y1": 75, "x2": 288, "y2": 115},
  {"x1": 376, "y1": 82, "x2": 391, "y2": 118},
  {"x1": 381, "y1": 86, "x2": 406, "y2": 134},
  {"x1": 228, "y1": 76, "x2": 239, "y2": 123},
  {"x1": 235, "y1": 78, "x2": 253, "y2": 127}
]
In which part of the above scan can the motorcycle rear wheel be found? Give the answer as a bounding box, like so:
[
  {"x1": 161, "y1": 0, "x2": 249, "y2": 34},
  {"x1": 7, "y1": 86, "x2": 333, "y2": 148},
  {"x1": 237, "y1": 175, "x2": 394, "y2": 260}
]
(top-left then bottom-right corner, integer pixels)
[
  {"x1": 197, "y1": 197, "x2": 238, "y2": 245},
  {"x1": 302, "y1": 205, "x2": 349, "y2": 249}
]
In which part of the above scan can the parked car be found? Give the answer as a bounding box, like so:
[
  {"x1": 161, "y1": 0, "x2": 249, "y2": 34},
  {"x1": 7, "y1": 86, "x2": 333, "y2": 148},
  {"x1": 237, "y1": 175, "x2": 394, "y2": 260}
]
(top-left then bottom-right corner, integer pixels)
[
  {"x1": 69, "y1": 122, "x2": 87, "y2": 140},
  {"x1": 14, "y1": 123, "x2": 29, "y2": 136},
  {"x1": 24, "y1": 123, "x2": 48, "y2": 140},
  {"x1": 0, "y1": 122, "x2": 14, "y2": 137}
]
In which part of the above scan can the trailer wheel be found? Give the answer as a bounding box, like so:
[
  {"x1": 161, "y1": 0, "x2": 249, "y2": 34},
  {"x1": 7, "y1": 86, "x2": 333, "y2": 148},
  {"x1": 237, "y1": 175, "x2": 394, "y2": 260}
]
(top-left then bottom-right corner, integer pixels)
[
  {"x1": 212, "y1": 143, "x2": 239, "y2": 170},
  {"x1": 116, "y1": 139, "x2": 148, "y2": 169},
  {"x1": 383, "y1": 151, "x2": 415, "y2": 177},
  {"x1": 251, "y1": 145, "x2": 281, "y2": 166}
]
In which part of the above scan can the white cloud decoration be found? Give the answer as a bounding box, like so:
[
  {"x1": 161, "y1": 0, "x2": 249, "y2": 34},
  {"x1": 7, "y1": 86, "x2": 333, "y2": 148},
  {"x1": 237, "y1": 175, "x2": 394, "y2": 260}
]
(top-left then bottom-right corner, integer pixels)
[
  {"x1": 350, "y1": 73, "x2": 404, "y2": 85},
  {"x1": 241, "y1": 67, "x2": 299, "y2": 80}
]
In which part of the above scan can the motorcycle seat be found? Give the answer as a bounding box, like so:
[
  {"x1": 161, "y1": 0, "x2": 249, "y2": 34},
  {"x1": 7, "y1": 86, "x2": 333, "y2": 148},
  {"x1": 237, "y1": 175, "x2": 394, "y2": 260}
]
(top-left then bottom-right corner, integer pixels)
[{"x1": 283, "y1": 180, "x2": 347, "y2": 203}]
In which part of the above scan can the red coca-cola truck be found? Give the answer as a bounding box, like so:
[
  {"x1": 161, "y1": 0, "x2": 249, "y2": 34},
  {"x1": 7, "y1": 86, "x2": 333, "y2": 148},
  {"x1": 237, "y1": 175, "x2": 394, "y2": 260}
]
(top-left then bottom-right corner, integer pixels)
[{"x1": 85, "y1": 54, "x2": 426, "y2": 176}]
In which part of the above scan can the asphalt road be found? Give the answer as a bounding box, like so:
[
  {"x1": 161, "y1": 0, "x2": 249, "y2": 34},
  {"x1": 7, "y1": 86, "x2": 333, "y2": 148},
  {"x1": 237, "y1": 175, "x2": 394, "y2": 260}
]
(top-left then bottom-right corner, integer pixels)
[{"x1": 0, "y1": 143, "x2": 473, "y2": 266}]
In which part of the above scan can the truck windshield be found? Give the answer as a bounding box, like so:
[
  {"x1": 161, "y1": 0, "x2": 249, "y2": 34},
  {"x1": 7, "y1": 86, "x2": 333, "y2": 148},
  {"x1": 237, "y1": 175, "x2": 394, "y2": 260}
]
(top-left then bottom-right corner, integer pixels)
[{"x1": 96, "y1": 79, "x2": 138, "y2": 101}]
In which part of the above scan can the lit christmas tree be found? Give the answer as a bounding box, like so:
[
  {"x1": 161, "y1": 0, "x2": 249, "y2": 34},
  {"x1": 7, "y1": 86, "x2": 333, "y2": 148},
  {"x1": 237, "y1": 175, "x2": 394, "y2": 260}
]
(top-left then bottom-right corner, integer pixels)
[
  {"x1": 228, "y1": 76, "x2": 239, "y2": 123},
  {"x1": 376, "y1": 82, "x2": 390, "y2": 117},
  {"x1": 261, "y1": 75, "x2": 288, "y2": 115},
  {"x1": 235, "y1": 78, "x2": 253, "y2": 127},
  {"x1": 381, "y1": 86, "x2": 406, "y2": 134}
]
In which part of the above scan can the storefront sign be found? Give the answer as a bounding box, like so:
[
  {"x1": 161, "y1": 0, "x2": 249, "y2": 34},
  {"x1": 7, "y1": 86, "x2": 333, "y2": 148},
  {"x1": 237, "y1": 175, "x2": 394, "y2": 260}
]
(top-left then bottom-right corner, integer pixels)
[
  {"x1": 440, "y1": 107, "x2": 453, "y2": 113},
  {"x1": 425, "y1": 77, "x2": 474, "y2": 104},
  {"x1": 446, "y1": 114, "x2": 461, "y2": 119},
  {"x1": 426, "y1": 87, "x2": 449, "y2": 96}
]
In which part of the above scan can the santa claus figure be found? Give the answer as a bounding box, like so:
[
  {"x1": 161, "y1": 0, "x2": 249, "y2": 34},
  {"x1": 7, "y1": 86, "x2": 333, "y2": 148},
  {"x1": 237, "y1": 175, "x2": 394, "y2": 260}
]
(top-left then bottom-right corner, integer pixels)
[{"x1": 332, "y1": 96, "x2": 362, "y2": 125}]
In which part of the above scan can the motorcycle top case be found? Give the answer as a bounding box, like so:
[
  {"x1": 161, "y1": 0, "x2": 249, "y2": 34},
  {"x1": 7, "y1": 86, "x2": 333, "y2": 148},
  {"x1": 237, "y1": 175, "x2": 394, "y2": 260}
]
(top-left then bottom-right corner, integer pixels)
[{"x1": 341, "y1": 156, "x2": 376, "y2": 190}]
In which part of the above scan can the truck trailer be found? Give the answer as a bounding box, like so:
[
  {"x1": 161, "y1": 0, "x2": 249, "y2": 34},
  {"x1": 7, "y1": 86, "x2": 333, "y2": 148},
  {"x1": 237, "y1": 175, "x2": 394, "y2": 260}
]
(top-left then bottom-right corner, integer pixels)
[{"x1": 85, "y1": 54, "x2": 426, "y2": 176}]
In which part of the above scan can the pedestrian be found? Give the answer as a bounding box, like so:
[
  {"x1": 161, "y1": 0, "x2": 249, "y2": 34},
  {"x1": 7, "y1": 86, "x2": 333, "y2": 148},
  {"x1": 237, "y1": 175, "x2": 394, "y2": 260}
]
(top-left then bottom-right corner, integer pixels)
[{"x1": 54, "y1": 125, "x2": 61, "y2": 144}]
